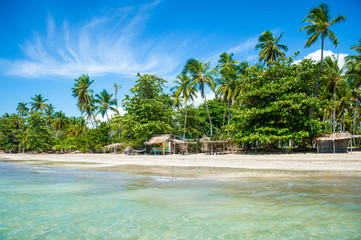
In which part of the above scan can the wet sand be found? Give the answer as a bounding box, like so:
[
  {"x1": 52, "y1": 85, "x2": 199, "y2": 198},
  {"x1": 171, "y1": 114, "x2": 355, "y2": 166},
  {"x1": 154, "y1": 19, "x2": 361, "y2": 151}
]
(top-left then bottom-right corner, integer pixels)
[{"x1": 1, "y1": 152, "x2": 360, "y2": 179}]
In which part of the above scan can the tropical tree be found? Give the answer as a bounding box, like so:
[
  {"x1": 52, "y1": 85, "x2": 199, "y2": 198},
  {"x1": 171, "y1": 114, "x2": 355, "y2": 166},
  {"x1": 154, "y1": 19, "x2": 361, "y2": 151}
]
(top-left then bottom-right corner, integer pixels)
[
  {"x1": 183, "y1": 58, "x2": 216, "y2": 136},
  {"x1": 299, "y1": 3, "x2": 345, "y2": 98},
  {"x1": 52, "y1": 111, "x2": 68, "y2": 137},
  {"x1": 113, "y1": 83, "x2": 122, "y2": 138},
  {"x1": 346, "y1": 40, "x2": 361, "y2": 73},
  {"x1": 95, "y1": 89, "x2": 117, "y2": 139},
  {"x1": 171, "y1": 72, "x2": 198, "y2": 139},
  {"x1": 44, "y1": 104, "x2": 55, "y2": 127},
  {"x1": 322, "y1": 55, "x2": 347, "y2": 132},
  {"x1": 72, "y1": 74, "x2": 95, "y2": 125},
  {"x1": 255, "y1": 30, "x2": 288, "y2": 66},
  {"x1": 122, "y1": 73, "x2": 173, "y2": 146},
  {"x1": 346, "y1": 60, "x2": 361, "y2": 137},
  {"x1": 16, "y1": 102, "x2": 29, "y2": 116},
  {"x1": 216, "y1": 52, "x2": 240, "y2": 134},
  {"x1": 30, "y1": 94, "x2": 48, "y2": 113}
]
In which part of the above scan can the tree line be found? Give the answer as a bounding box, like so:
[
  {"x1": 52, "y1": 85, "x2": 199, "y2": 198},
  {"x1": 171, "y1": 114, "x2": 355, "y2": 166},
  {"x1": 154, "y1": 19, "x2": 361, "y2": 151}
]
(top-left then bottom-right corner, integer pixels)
[{"x1": 1, "y1": 3, "x2": 360, "y2": 153}]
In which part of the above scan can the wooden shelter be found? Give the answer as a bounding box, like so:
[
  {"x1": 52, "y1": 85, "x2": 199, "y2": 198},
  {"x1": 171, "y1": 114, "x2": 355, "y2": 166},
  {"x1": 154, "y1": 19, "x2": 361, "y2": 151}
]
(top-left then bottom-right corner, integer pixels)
[
  {"x1": 103, "y1": 143, "x2": 123, "y2": 154},
  {"x1": 200, "y1": 137, "x2": 231, "y2": 154},
  {"x1": 145, "y1": 134, "x2": 193, "y2": 155},
  {"x1": 314, "y1": 132, "x2": 353, "y2": 153}
]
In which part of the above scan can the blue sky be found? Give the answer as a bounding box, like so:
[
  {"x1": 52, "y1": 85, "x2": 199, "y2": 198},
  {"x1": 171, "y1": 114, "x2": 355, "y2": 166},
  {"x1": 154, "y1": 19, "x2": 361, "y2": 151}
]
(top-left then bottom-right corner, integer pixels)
[{"x1": 1, "y1": 0, "x2": 360, "y2": 117}]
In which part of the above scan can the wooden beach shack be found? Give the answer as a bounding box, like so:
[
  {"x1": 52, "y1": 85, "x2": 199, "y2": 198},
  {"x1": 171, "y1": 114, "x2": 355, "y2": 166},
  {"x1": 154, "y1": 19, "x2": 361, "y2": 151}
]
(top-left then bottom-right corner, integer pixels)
[
  {"x1": 314, "y1": 132, "x2": 353, "y2": 153},
  {"x1": 103, "y1": 143, "x2": 123, "y2": 153},
  {"x1": 145, "y1": 134, "x2": 188, "y2": 155},
  {"x1": 200, "y1": 137, "x2": 231, "y2": 154}
]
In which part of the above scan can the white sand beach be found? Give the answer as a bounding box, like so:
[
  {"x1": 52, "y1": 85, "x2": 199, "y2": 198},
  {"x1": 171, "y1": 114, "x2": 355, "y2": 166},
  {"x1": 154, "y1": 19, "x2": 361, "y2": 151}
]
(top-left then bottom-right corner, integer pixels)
[{"x1": 1, "y1": 152, "x2": 361, "y2": 179}]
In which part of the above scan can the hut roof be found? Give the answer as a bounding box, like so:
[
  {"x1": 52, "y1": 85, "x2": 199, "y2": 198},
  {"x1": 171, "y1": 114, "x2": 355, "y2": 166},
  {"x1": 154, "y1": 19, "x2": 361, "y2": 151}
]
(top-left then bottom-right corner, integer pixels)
[
  {"x1": 145, "y1": 134, "x2": 189, "y2": 145},
  {"x1": 104, "y1": 143, "x2": 123, "y2": 148},
  {"x1": 145, "y1": 135, "x2": 171, "y2": 144},
  {"x1": 315, "y1": 132, "x2": 352, "y2": 141}
]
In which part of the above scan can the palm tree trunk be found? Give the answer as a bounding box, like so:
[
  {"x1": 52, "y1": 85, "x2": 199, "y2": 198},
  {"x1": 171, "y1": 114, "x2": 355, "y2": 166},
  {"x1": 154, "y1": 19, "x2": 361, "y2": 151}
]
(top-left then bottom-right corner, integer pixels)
[
  {"x1": 310, "y1": 35, "x2": 325, "y2": 119},
  {"x1": 353, "y1": 99, "x2": 356, "y2": 144},
  {"x1": 106, "y1": 112, "x2": 113, "y2": 142},
  {"x1": 222, "y1": 103, "x2": 226, "y2": 133},
  {"x1": 116, "y1": 94, "x2": 121, "y2": 138},
  {"x1": 183, "y1": 103, "x2": 188, "y2": 139},
  {"x1": 227, "y1": 97, "x2": 231, "y2": 135},
  {"x1": 203, "y1": 89, "x2": 213, "y2": 136},
  {"x1": 315, "y1": 35, "x2": 325, "y2": 98},
  {"x1": 333, "y1": 83, "x2": 336, "y2": 133}
]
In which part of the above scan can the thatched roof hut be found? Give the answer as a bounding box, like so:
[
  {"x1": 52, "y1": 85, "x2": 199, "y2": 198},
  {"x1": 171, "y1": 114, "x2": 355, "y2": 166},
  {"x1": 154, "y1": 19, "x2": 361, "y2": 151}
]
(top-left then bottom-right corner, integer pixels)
[
  {"x1": 104, "y1": 143, "x2": 123, "y2": 153},
  {"x1": 314, "y1": 132, "x2": 352, "y2": 153},
  {"x1": 145, "y1": 134, "x2": 196, "y2": 154},
  {"x1": 200, "y1": 137, "x2": 231, "y2": 154}
]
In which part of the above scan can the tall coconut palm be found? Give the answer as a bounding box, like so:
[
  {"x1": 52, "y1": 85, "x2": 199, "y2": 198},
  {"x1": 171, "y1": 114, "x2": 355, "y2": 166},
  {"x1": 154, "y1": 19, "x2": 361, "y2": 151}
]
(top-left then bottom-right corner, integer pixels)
[
  {"x1": 233, "y1": 61, "x2": 250, "y2": 106},
  {"x1": 216, "y1": 72, "x2": 236, "y2": 134},
  {"x1": 216, "y1": 52, "x2": 240, "y2": 74},
  {"x1": 8, "y1": 114, "x2": 23, "y2": 130},
  {"x1": 183, "y1": 58, "x2": 216, "y2": 136},
  {"x1": 95, "y1": 89, "x2": 117, "y2": 139},
  {"x1": 52, "y1": 111, "x2": 68, "y2": 137},
  {"x1": 30, "y1": 94, "x2": 48, "y2": 113},
  {"x1": 113, "y1": 83, "x2": 122, "y2": 138},
  {"x1": 43, "y1": 104, "x2": 55, "y2": 130},
  {"x1": 72, "y1": 74, "x2": 95, "y2": 125},
  {"x1": 171, "y1": 72, "x2": 198, "y2": 139},
  {"x1": 16, "y1": 102, "x2": 29, "y2": 116},
  {"x1": 255, "y1": 31, "x2": 288, "y2": 66},
  {"x1": 299, "y1": 3, "x2": 345, "y2": 98},
  {"x1": 322, "y1": 55, "x2": 347, "y2": 132},
  {"x1": 346, "y1": 60, "x2": 361, "y2": 138},
  {"x1": 346, "y1": 40, "x2": 361, "y2": 73},
  {"x1": 216, "y1": 53, "x2": 239, "y2": 134}
]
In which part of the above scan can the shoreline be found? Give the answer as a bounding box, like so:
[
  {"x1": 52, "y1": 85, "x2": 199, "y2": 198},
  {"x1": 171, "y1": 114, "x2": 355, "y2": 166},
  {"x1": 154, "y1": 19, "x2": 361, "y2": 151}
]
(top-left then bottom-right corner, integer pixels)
[{"x1": 1, "y1": 152, "x2": 361, "y2": 179}]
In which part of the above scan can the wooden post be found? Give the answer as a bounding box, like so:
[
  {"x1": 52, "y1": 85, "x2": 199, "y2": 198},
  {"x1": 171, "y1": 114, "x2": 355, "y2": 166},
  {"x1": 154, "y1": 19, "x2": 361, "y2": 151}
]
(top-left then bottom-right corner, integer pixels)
[
  {"x1": 350, "y1": 138, "x2": 353, "y2": 153},
  {"x1": 333, "y1": 140, "x2": 335, "y2": 154}
]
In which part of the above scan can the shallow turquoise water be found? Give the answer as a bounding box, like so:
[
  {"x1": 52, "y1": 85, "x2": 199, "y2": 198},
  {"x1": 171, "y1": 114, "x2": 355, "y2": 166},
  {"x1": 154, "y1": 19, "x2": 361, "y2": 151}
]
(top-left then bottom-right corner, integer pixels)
[{"x1": 0, "y1": 161, "x2": 360, "y2": 239}]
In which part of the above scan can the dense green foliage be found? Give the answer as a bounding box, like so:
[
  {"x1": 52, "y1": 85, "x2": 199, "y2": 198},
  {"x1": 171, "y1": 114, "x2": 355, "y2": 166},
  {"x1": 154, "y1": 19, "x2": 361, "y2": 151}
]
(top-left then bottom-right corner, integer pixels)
[{"x1": 0, "y1": 3, "x2": 360, "y2": 153}]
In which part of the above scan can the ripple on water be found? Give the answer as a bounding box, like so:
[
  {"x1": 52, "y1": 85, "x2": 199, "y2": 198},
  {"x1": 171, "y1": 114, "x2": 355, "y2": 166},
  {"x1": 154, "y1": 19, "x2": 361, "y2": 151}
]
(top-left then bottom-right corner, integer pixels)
[{"x1": 0, "y1": 161, "x2": 360, "y2": 239}]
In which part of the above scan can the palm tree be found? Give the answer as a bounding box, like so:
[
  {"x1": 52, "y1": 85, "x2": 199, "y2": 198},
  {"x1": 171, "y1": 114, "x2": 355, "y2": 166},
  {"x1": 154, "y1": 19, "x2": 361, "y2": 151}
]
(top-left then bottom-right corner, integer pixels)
[
  {"x1": 346, "y1": 40, "x2": 361, "y2": 73},
  {"x1": 216, "y1": 53, "x2": 240, "y2": 134},
  {"x1": 346, "y1": 60, "x2": 361, "y2": 138},
  {"x1": 72, "y1": 74, "x2": 95, "y2": 125},
  {"x1": 322, "y1": 55, "x2": 347, "y2": 132},
  {"x1": 299, "y1": 3, "x2": 345, "y2": 98},
  {"x1": 95, "y1": 89, "x2": 117, "y2": 139},
  {"x1": 216, "y1": 52, "x2": 240, "y2": 74},
  {"x1": 30, "y1": 94, "x2": 48, "y2": 113},
  {"x1": 255, "y1": 30, "x2": 288, "y2": 66},
  {"x1": 171, "y1": 72, "x2": 198, "y2": 139},
  {"x1": 52, "y1": 111, "x2": 68, "y2": 137},
  {"x1": 113, "y1": 83, "x2": 122, "y2": 138},
  {"x1": 44, "y1": 104, "x2": 55, "y2": 127},
  {"x1": 183, "y1": 58, "x2": 216, "y2": 136},
  {"x1": 8, "y1": 114, "x2": 23, "y2": 130},
  {"x1": 16, "y1": 102, "x2": 29, "y2": 116},
  {"x1": 233, "y1": 61, "x2": 250, "y2": 106}
]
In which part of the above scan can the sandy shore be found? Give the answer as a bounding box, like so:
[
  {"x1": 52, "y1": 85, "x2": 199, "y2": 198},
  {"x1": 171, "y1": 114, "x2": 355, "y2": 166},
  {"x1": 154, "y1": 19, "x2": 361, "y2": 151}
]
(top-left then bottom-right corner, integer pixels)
[{"x1": 1, "y1": 152, "x2": 361, "y2": 179}]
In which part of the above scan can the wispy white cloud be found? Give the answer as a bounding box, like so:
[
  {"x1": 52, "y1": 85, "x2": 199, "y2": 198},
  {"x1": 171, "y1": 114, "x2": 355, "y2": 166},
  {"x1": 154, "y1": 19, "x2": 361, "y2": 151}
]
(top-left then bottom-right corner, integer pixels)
[
  {"x1": 191, "y1": 91, "x2": 215, "y2": 107},
  {"x1": 206, "y1": 36, "x2": 258, "y2": 65},
  {"x1": 227, "y1": 37, "x2": 258, "y2": 54},
  {"x1": 294, "y1": 49, "x2": 348, "y2": 69},
  {"x1": 0, "y1": 1, "x2": 188, "y2": 79}
]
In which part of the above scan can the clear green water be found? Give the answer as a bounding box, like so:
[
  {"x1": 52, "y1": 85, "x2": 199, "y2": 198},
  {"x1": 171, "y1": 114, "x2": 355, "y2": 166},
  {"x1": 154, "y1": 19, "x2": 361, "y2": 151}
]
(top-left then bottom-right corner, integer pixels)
[{"x1": 0, "y1": 161, "x2": 360, "y2": 239}]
